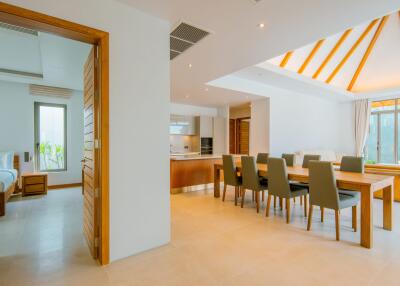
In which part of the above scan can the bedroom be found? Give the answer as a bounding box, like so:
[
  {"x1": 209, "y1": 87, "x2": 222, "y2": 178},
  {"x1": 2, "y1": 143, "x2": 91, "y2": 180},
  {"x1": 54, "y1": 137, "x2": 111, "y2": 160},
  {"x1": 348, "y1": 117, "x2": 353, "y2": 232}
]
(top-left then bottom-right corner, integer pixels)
[{"x1": 0, "y1": 22, "x2": 93, "y2": 259}]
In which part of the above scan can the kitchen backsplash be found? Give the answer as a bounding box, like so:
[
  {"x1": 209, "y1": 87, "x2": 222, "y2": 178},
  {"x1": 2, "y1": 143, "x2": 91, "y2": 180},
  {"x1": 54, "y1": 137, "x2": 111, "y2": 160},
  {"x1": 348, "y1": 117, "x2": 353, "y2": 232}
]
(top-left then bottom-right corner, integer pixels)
[{"x1": 170, "y1": 135, "x2": 199, "y2": 153}]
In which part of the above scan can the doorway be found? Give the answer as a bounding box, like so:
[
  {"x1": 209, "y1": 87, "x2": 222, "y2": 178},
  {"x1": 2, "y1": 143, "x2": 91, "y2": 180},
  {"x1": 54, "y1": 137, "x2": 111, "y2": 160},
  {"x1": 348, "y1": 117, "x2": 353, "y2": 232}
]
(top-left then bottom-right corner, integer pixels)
[
  {"x1": 0, "y1": 2, "x2": 109, "y2": 265},
  {"x1": 229, "y1": 103, "x2": 251, "y2": 155}
]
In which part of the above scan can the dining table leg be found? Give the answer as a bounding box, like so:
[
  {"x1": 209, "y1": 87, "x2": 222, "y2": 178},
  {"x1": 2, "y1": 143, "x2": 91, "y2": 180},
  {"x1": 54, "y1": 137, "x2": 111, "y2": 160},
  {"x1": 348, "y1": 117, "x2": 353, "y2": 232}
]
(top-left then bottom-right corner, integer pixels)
[
  {"x1": 360, "y1": 185, "x2": 373, "y2": 249},
  {"x1": 382, "y1": 184, "x2": 393, "y2": 231},
  {"x1": 214, "y1": 166, "x2": 221, "y2": 198}
]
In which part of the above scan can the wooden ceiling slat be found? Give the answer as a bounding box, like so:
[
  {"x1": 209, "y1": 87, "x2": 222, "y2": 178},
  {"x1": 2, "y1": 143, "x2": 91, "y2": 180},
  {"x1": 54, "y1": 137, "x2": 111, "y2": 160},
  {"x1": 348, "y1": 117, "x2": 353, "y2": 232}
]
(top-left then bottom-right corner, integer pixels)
[
  {"x1": 325, "y1": 19, "x2": 379, "y2": 84},
  {"x1": 347, "y1": 15, "x2": 389, "y2": 91},
  {"x1": 312, "y1": 29, "x2": 352, "y2": 79},
  {"x1": 298, "y1": 39, "x2": 325, "y2": 74},
  {"x1": 279, "y1": 51, "x2": 293, "y2": 68}
]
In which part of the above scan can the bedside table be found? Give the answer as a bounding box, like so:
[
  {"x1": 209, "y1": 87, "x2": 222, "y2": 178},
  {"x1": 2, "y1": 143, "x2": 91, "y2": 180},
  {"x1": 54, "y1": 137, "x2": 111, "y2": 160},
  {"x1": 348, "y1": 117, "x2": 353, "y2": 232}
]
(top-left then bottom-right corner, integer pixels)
[{"x1": 21, "y1": 172, "x2": 48, "y2": 196}]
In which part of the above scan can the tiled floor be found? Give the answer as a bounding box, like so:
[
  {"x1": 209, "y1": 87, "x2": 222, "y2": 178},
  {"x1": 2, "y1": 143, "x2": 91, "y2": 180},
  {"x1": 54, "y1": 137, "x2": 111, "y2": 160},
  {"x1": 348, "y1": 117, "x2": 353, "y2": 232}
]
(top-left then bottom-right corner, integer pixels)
[{"x1": 1, "y1": 187, "x2": 400, "y2": 286}]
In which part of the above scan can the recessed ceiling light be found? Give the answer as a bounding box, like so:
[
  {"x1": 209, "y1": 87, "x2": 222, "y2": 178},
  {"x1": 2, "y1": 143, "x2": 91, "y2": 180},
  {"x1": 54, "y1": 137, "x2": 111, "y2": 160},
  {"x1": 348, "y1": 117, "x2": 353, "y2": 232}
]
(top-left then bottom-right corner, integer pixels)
[
  {"x1": 258, "y1": 23, "x2": 265, "y2": 28},
  {"x1": 188, "y1": 64, "x2": 192, "y2": 68}
]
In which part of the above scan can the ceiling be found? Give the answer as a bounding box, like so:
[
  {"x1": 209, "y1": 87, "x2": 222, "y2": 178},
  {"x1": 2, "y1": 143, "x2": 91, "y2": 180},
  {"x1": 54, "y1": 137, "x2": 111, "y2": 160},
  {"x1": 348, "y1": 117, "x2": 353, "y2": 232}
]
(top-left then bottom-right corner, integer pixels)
[
  {"x1": 266, "y1": 11, "x2": 400, "y2": 94},
  {"x1": 118, "y1": 0, "x2": 400, "y2": 106},
  {"x1": 0, "y1": 24, "x2": 92, "y2": 91}
]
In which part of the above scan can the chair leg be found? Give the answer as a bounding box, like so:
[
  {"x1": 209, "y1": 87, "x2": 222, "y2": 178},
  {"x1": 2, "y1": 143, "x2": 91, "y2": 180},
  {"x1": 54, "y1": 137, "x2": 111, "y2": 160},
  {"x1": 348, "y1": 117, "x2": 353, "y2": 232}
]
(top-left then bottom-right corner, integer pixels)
[
  {"x1": 352, "y1": 205, "x2": 357, "y2": 232},
  {"x1": 266, "y1": 194, "x2": 271, "y2": 217},
  {"x1": 335, "y1": 210, "x2": 340, "y2": 241},
  {"x1": 262, "y1": 190, "x2": 265, "y2": 202},
  {"x1": 307, "y1": 205, "x2": 313, "y2": 231},
  {"x1": 300, "y1": 195, "x2": 303, "y2": 206},
  {"x1": 320, "y1": 207, "x2": 324, "y2": 222},
  {"x1": 252, "y1": 191, "x2": 255, "y2": 202},
  {"x1": 222, "y1": 184, "x2": 227, "y2": 202},
  {"x1": 273, "y1": 196, "x2": 277, "y2": 209},
  {"x1": 234, "y1": 186, "x2": 238, "y2": 206},
  {"x1": 241, "y1": 189, "x2": 246, "y2": 208},
  {"x1": 256, "y1": 191, "x2": 260, "y2": 213},
  {"x1": 304, "y1": 195, "x2": 308, "y2": 217},
  {"x1": 279, "y1": 198, "x2": 283, "y2": 210},
  {"x1": 293, "y1": 197, "x2": 296, "y2": 204},
  {"x1": 286, "y1": 199, "x2": 290, "y2": 224}
]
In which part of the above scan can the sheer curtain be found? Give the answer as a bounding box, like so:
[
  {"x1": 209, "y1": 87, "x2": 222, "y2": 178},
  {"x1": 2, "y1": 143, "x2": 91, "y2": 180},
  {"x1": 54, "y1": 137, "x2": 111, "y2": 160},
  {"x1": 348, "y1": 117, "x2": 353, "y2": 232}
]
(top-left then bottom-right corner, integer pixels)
[{"x1": 354, "y1": 99, "x2": 371, "y2": 157}]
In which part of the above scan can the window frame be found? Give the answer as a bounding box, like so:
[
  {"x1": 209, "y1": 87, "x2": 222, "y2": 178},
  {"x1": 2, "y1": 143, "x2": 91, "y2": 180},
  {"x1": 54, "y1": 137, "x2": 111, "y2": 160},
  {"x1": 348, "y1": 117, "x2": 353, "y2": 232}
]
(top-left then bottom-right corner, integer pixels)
[
  {"x1": 367, "y1": 99, "x2": 399, "y2": 164},
  {"x1": 34, "y1": 102, "x2": 68, "y2": 172}
]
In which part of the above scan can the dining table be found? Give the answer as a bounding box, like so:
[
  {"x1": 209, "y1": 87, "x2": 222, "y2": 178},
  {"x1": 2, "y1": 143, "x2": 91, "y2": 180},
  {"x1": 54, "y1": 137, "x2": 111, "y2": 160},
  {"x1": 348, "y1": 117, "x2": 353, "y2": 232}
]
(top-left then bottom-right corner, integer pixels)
[{"x1": 214, "y1": 162, "x2": 394, "y2": 249}]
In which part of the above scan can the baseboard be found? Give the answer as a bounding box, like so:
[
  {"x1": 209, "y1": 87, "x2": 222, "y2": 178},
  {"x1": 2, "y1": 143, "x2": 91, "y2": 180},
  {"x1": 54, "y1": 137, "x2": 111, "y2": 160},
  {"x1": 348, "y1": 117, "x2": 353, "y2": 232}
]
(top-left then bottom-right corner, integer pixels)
[{"x1": 48, "y1": 183, "x2": 82, "y2": 190}]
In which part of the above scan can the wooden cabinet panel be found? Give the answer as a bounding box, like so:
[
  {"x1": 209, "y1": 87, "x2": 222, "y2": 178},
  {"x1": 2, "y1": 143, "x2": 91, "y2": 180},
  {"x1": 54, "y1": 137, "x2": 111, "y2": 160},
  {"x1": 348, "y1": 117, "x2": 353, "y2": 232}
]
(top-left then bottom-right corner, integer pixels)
[
  {"x1": 25, "y1": 184, "x2": 45, "y2": 193},
  {"x1": 24, "y1": 176, "x2": 45, "y2": 185},
  {"x1": 170, "y1": 158, "x2": 223, "y2": 191}
]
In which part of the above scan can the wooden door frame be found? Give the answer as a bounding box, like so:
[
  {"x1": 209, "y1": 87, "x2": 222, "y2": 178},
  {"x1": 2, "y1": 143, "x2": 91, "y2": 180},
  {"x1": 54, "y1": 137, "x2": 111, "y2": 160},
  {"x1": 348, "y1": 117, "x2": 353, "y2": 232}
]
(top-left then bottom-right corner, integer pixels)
[{"x1": 0, "y1": 2, "x2": 110, "y2": 265}]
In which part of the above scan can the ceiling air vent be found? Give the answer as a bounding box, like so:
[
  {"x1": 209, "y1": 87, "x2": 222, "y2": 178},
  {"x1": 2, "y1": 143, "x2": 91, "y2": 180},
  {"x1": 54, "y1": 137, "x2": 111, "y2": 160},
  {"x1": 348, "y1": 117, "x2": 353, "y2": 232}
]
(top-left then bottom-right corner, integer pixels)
[
  {"x1": 0, "y1": 22, "x2": 38, "y2": 36},
  {"x1": 170, "y1": 22, "x2": 210, "y2": 60}
]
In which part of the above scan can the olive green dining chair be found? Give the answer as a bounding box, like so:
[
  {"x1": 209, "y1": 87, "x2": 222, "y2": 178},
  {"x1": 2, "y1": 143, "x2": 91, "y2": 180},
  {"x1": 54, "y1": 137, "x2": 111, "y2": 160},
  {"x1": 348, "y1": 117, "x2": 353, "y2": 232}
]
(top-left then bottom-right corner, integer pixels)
[
  {"x1": 256, "y1": 153, "x2": 269, "y2": 164},
  {"x1": 340, "y1": 156, "x2": 364, "y2": 173},
  {"x1": 281, "y1": 153, "x2": 294, "y2": 167},
  {"x1": 241, "y1": 156, "x2": 268, "y2": 213},
  {"x1": 302, "y1": 154, "x2": 321, "y2": 168},
  {"x1": 222, "y1": 155, "x2": 242, "y2": 206},
  {"x1": 265, "y1": 158, "x2": 308, "y2": 223},
  {"x1": 307, "y1": 161, "x2": 360, "y2": 240},
  {"x1": 339, "y1": 156, "x2": 364, "y2": 199}
]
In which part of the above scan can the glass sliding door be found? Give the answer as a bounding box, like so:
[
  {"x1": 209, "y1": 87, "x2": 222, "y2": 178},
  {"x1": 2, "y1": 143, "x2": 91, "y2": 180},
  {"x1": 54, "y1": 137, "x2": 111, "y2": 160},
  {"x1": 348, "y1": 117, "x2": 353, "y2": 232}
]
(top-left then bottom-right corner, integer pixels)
[
  {"x1": 379, "y1": 113, "x2": 395, "y2": 164},
  {"x1": 34, "y1": 102, "x2": 67, "y2": 171},
  {"x1": 366, "y1": 114, "x2": 378, "y2": 163},
  {"x1": 366, "y1": 99, "x2": 400, "y2": 165}
]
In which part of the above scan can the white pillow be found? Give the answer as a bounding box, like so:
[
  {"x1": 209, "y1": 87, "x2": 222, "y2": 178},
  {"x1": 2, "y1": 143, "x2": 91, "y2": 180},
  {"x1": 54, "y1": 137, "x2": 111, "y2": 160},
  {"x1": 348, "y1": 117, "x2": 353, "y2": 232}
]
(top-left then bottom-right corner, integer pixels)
[{"x1": 0, "y1": 151, "x2": 14, "y2": 169}]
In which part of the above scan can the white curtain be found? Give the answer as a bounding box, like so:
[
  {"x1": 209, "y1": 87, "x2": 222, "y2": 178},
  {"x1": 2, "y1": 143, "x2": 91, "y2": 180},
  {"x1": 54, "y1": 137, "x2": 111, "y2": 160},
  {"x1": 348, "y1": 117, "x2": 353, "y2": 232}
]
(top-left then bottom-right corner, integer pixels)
[{"x1": 354, "y1": 99, "x2": 371, "y2": 157}]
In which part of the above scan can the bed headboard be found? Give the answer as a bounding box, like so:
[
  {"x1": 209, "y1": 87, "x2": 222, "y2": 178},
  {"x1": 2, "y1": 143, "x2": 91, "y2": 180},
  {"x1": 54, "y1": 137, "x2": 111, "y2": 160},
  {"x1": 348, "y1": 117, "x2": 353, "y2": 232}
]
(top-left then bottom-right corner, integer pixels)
[{"x1": 14, "y1": 155, "x2": 20, "y2": 173}]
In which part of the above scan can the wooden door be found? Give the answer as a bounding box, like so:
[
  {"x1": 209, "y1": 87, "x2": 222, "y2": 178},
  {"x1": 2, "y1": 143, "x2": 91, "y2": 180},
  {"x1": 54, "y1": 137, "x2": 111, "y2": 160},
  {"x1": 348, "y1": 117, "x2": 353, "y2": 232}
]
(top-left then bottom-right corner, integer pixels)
[
  {"x1": 238, "y1": 120, "x2": 249, "y2": 155},
  {"x1": 229, "y1": 119, "x2": 236, "y2": 154},
  {"x1": 83, "y1": 47, "x2": 99, "y2": 259}
]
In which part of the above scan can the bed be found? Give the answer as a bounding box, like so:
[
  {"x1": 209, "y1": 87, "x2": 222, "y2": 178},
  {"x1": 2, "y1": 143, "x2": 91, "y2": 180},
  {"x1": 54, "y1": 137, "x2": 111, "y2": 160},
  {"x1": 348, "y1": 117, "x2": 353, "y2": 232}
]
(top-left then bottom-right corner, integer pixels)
[{"x1": 0, "y1": 153, "x2": 19, "y2": 216}]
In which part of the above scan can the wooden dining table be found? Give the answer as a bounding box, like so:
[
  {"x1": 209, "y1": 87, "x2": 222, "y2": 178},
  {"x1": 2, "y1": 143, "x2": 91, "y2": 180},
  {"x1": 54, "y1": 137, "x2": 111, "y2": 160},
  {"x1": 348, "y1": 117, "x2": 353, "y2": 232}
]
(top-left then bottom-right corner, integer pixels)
[{"x1": 214, "y1": 163, "x2": 394, "y2": 249}]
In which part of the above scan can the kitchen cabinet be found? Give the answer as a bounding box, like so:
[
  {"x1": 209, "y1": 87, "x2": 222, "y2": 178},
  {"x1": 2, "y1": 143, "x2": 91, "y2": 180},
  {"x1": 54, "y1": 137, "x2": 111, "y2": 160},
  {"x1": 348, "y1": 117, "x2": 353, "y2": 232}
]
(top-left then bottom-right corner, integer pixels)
[
  {"x1": 213, "y1": 117, "x2": 226, "y2": 154},
  {"x1": 199, "y1": 116, "x2": 213, "y2": 138},
  {"x1": 170, "y1": 115, "x2": 196, "y2": 135}
]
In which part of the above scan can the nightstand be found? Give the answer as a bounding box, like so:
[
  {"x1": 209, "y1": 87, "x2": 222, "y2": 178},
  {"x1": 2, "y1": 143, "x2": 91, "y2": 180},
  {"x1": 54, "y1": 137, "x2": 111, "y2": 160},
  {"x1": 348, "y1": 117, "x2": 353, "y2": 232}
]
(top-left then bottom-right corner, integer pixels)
[{"x1": 21, "y1": 172, "x2": 48, "y2": 196}]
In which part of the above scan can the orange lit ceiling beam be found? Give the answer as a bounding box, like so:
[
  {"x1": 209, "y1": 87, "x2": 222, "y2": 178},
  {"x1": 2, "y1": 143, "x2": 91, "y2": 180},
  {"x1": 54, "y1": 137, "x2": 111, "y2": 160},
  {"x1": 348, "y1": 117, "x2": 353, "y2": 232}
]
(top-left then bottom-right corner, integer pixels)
[
  {"x1": 298, "y1": 39, "x2": 325, "y2": 74},
  {"x1": 312, "y1": 29, "x2": 352, "y2": 79},
  {"x1": 325, "y1": 19, "x2": 379, "y2": 84},
  {"x1": 347, "y1": 15, "x2": 389, "y2": 91}
]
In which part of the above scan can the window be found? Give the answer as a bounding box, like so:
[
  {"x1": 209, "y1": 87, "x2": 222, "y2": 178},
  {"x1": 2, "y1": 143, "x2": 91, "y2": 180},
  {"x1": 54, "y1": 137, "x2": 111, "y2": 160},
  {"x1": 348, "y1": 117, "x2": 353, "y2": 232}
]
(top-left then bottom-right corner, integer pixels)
[
  {"x1": 34, "y1": 102, "x2": 67, "y2": 171},
  {"x1": 366, "y1": 99, "x2": 398, "y2": 164}
]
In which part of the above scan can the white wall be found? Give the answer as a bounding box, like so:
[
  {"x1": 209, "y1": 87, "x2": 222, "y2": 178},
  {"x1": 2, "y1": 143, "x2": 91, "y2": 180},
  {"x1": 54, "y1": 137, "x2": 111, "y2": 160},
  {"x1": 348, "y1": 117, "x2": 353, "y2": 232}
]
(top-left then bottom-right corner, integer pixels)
[
  {"x1": 170, "y1": 102, "x2": 218, "y2": 116},
  {"x1": 0, "y1": 80, "x2": 83, "y2": 186},
  {"x1": 3, "y1": 0, "x2": 171, "y2": 262},
  {"x1": 269, "y1": 93, "x2": 354, "y2": 156},
  {"x1": 250, "y1": 98, "x2": 270, "y2": 155}
]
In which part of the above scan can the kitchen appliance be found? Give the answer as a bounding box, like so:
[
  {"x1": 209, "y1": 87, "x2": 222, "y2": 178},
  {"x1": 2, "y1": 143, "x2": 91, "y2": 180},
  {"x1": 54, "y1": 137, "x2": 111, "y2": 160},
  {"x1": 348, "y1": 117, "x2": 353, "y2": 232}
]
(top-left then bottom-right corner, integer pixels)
[{"x1": 200, "y1": 137, "x2": 213, "y2": 155}]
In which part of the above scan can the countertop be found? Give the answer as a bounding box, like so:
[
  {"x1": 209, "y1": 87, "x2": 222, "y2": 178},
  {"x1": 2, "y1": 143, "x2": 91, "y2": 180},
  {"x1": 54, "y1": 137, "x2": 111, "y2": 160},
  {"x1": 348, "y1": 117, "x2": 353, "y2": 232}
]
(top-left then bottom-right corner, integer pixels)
[{"x1": 170, "y1": 154, "x2": 241, "y2": 161}]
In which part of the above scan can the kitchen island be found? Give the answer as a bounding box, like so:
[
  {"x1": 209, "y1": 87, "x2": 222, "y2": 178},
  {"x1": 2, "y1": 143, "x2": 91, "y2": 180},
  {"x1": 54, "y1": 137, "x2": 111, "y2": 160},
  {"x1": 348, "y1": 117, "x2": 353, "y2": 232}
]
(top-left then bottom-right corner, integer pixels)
[{"x1": 170, "y1": 154, "x2": 238, "y2": 193}]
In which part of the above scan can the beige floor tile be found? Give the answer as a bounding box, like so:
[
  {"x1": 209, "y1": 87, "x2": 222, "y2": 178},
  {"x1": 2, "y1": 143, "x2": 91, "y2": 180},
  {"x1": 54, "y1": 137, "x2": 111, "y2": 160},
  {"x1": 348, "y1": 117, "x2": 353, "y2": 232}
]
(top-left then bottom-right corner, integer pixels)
[{"x1": 1, "y1": 187, "x2": 400, "y2": 285}]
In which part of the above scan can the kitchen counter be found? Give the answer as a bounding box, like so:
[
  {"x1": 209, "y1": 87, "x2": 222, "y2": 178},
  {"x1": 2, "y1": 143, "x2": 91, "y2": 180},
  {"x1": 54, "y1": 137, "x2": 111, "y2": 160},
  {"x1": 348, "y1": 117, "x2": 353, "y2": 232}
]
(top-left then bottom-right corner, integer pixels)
[{"x1": 170, "y1": 154, "x2": 240, "y2": 161}]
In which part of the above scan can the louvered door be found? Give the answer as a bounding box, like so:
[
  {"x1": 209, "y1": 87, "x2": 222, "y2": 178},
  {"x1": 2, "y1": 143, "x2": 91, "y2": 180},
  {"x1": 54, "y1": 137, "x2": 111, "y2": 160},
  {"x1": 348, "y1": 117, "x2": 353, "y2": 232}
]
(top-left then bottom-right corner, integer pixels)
[
  {"x1": 83, "y1": 47, "x2": 99, "y2": 259},
  {"x1": 239, "y1": 120, "x2": 249, "y2": 155}
]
